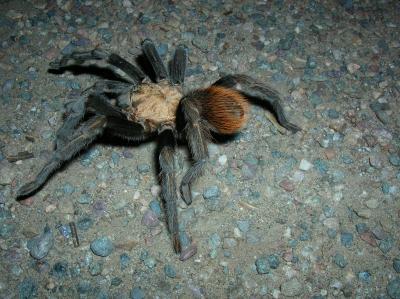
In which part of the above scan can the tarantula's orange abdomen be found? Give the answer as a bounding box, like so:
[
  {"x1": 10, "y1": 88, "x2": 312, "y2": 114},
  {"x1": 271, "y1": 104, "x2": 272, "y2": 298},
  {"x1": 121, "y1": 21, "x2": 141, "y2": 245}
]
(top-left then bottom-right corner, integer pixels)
[{"x1": 201, "y1": 86, "x2": 249, "y2": 134}]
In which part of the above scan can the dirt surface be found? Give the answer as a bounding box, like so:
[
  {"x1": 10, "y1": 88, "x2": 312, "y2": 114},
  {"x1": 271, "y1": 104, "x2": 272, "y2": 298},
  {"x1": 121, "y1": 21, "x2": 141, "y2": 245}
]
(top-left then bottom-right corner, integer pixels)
[{"x1": 0, "y1": 0, "x2": 399, "y2": 298}]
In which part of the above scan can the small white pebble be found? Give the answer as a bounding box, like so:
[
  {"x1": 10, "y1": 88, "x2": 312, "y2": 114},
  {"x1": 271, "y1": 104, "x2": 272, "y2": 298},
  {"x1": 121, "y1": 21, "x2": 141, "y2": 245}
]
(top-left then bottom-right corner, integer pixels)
[
  {"x1": 233, "y1": 227, "x2": 242, "y2": 238},
  {"x1": 45, "y1": 204, "x2": 57, "y2": 213},
  {"x1": 150, "y1": 185, "x2": 161, "y2": 197},
  {"x1": 218, "y1": 155, "x2": 227, "y2": 166},
  {"x1": 133, "y1": 190, "x2": 140, "y2": 200},
  {"x1": 299, "y1": 159, "x2": 313, "y2": 171}
]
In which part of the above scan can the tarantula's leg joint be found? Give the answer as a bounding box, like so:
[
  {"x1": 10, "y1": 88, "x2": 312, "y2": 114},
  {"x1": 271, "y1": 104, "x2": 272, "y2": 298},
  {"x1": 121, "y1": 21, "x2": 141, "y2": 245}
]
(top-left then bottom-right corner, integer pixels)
[{"x1": 213, "y1": 74, "x2": 301, "y2": 133}]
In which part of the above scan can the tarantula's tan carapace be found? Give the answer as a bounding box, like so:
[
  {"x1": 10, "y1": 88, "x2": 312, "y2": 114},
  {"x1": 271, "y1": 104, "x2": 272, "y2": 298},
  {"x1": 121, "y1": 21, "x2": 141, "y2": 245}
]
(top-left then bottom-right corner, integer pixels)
[{"x1": 16, "y1": 39, "x2": 301, "y2": 255}]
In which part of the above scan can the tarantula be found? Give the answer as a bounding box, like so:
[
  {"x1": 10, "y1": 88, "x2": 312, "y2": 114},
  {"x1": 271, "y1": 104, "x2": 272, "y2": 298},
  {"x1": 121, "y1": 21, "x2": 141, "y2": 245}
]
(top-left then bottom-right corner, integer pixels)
[{"x1": 16, "y1": 39, "x2": 300, "y2": 254}]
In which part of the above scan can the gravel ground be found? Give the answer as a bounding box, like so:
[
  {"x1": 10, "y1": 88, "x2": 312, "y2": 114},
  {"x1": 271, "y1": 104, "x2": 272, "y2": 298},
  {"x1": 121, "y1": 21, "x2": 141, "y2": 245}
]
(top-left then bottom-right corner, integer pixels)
[{"x1": 1, "y1": 0, "x2": 400, "y2": 298}]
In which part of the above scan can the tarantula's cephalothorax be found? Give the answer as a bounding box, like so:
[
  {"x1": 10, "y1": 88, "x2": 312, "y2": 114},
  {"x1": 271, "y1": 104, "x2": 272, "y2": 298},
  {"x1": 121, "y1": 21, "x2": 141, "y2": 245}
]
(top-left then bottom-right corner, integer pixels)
[{"x1": 16, "y1": 39, "x2": 300, "y2": 254}]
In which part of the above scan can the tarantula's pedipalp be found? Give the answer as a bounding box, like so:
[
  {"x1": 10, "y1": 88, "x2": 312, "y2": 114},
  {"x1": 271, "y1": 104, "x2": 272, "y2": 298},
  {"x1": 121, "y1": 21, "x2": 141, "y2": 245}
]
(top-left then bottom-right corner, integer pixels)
[
  {"x1": 213, "y1": 74, "x2": 301, "y2": 133},
  {"x1": 17, "y1": 38, "x2": 301, "y2": 255},
  {"x1": 17, "y1": 116, "x2": 107, "y2": 198},
  {"x1": 141, "y1": 39, "x2": 168, "y2": 82},
  {"x1": 158, "y1": 128, "x2": 181, "y2": 253},
  {"x1": 169, "y1": 45, "x2": 188, "y2": 85},
  {"x1": 50, "y1": 49, "x2": 145, "y2": 84}
]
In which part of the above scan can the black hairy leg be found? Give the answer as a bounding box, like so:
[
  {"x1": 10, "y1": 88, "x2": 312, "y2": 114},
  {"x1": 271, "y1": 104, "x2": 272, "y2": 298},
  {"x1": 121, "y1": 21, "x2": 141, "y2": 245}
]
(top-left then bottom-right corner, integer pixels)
[
  {"x1": 50, "y1": 49, "x2": 145, "y2": 84},
  {"x1": 158, "y1": 128, "x2": 181, "y2": 253},
  {"x1": 169, "y1": 44, "x2": 188, "y2": 85},
  {"x1": 213, "y1": 74, "x2": 301, "y2": 133},
  {"x1": 55, "y1": 98, "x2": 86, "y2": 150},
  {"x1": 17, "y1": 116, "x2": 107, "y2": 198},
  {"x1": 179, "y1": 96, "x2": 211, "y2": 205},
  {"x1": 141, "y1": 39, "x2": 168, "y2": 82},
  {"x1": 82, "y1": 80, "x2": 133, "y2": 96}
]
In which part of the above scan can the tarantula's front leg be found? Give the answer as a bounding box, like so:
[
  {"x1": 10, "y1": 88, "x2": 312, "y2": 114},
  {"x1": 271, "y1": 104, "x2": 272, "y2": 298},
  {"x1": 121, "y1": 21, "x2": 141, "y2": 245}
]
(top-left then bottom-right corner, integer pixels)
[
  {"x1": 158, "y1": 128, "x2": 181, "y2": 253},
  {"x1": 179, "y1": 98, "x2": 210, "y2": 205},
  {"x1": 16, "y1": 116, "x2": 107, "y2": 198},
  {"x1": 213, "y1": 74, "x2": 301, "y2": 133},
  {"x1": 169, "y1": 44, "x2": 188, "y2": 85},
  {"x1": 141, "y1": 39, "x2": 168, "y2": 82},
  {"x1": 50, "y1": 49, "x2": 145, "y2": 84}
]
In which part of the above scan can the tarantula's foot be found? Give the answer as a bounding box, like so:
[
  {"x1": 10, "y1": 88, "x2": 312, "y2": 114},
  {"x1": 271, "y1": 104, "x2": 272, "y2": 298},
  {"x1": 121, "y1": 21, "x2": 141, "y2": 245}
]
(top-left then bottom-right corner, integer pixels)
[
  {"x1": 180, "y1": 184, "x2": 192, "y2": 205},
  {"x1": 16, "y1": 181, "x2": 39, "y2": 198}
]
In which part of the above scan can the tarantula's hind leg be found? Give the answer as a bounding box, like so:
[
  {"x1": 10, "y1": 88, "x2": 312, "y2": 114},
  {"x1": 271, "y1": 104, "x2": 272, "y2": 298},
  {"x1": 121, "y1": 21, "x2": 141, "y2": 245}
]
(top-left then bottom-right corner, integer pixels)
[
  {"x1": 141, "y1": 39, "x2": 168, "y2": 82},
  {"x1": 16, "y1": 116, "x2": 107, "y2": 198},
  {"x1": 179, "y1": 97, "x2": 210, "y2": 205},
  {"x1": 169, "y1": 44, "x2": 188, "y2": 85},
  {"x1": 213, "y1": 74, "x2": 301, "y2": 133},
  {"x1": 158, "y1": 128, "x2": 181, "y2": 253},
  {"x1": 50, "y1": 49, "x2": 145, "y2": 84}
]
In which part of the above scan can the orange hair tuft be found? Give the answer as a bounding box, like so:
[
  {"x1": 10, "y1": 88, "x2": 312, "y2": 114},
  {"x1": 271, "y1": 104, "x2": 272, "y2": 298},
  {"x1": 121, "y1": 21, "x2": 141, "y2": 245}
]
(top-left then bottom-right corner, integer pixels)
[{"x1": 201, "y1": 86, "x2": 249, "y2": 134}]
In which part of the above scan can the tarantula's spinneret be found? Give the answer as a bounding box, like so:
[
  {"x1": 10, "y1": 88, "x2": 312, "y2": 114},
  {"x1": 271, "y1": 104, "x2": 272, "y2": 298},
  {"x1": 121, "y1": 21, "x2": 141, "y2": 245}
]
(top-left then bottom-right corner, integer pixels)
[{"x1": 16, "y1": 39, "x2": 300, "y2": 256}]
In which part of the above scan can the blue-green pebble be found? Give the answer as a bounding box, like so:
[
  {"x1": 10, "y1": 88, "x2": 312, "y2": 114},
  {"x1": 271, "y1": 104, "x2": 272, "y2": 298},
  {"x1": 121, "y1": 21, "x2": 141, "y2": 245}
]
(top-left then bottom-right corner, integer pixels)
[
  {"x1": 333, "y1": 253, "x2": 347, "y2": 268},
  {"x1": 90, "y1": 237, "x2": 114, "y2": 257},
  {"x1": 255, "y1": 257, "x2": 270, "y2": 274},
  {"x1": 340, "y1": 232, "x2": 353, "y2": 248},
  {"x1": 131, "y1": 287, "x2": 145, "y2": 299},
  {"x1": 164, "y1": 264, "x2": 177, "y2": 278}
]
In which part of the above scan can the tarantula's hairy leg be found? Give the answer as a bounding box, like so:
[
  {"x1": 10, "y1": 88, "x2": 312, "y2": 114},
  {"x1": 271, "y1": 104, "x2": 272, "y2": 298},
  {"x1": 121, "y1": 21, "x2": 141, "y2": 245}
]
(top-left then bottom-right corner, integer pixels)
[
  {"x1": 16, "y1": 116, "x2": 107, "y2": 198},
  {"x1": 141, "y1": 39, "x2": 168, "y2": 82},
  {"x1": 169, "y1": 44, "x2": 188, "y2": 85},
  {"x1": 86, "y1": 93, "x2": 149, "y2": 140},
  {"x1": 82, "y1": 80, "x2": 133, "y2": 96},
  {"x1": 158, "y1": 128, "x2": 181, "y2": 253},
  {"x1": 179, "y1": 96, "x2": 210, "y2": 205},
  {"x1": 213, "y1": 74, "x2": 301, "y2": 133},
  {"x1": 55, "y1": 98, "x2": 86, "y2": 149},
  {"x1": 50, "y1": 49, "x2": 145, "y2": 84}
]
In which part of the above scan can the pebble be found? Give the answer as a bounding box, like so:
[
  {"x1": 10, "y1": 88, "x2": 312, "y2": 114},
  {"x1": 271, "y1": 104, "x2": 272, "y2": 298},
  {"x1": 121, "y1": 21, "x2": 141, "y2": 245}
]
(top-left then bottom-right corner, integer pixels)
[
  {"x1": 340, "y1": 232, "x2": 353, "y2": 248},
  {"x1": 141, "y1": 210, "x2": 160, "y2": 227},
  {"x1": 280, "y1": 278, "x2": 303, "y2": 297},
  {"x1": 299, "y1": 159, "x2": 313, "y2": 171},
  {"x1": 365, "y1": 199, "x2": 379, "y2": 209},
  {"x1": 120, "y1": 253, "x2": 131, "y2": 270},
  {"x1": 218, "y1": 155, "x2": 227, "y2": 166},
  {"x1": 90, "y1": 237, "x2": 114, "y2": 257},
  {"x1": 393, "y1": 258, "x2": 400, "y2": 273},
  {"x1": 18, "y1": 278, "x2": 38, "y2": 299},
  {"x1": 149, "y1": 200, "x2": 162, "y2": 217},
  {"x1": 387, "y1": 278, "x2": 400, "y2": 299},
  {"x1": 389, "y1": 154, "x2": 400, "y2": 166},
  {"x1": 137, "y1": 163, "x2": 150, "y2": 173},
  {"x1": 333, "y1": 253, "x2": 347, "y2": 268},
  {"x1": 131, "y1": 287, "x2": 145, "y2": 299},
  {"x1": 255, "y1": 256, "x2": 270, "y2": 274},
  {"x1": 27, "y1": 224, "x2": 54, "y2": 259},
  {"x1": 236, "y1": 220, "x2": 250, "y2": 233},
  {"x1": 203, "y1": 186, "x2": 220, "y2": 199},
  {"x1": 77, "y1": 216, "x2": 93, "y2": 231},
  {"x1": 358, "y1": 271, "x2": 371, "y2": 283},
  {"x1": 279, "y1": 179, "x2": 295, "y2": 192},
  {"x1": 179, "y1": 244, "x2": 197, "y2": 261},
  {"x1": 164, "y1": 264, "x2": 177, "y2": 278}
]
